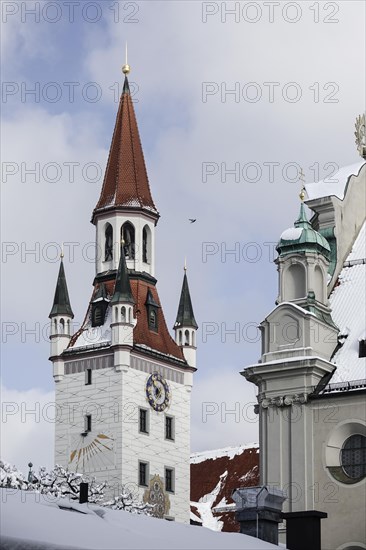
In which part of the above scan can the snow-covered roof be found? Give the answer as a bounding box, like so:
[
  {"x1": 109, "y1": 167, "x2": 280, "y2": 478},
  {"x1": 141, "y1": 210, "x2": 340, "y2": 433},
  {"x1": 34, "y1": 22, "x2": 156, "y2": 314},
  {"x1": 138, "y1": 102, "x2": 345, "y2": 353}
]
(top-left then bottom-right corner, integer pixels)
[
  {"x1": 71, "y1": 305, "x2": 112, "y2": 349},
  {"x1": 305, "y1": 161, "x2": 365, "y2": 201},
  {"x1": 1, "y1": 489, "x2": 284, "y2": 550},
  {"x1": 329, "y1": 221, "x2": 366, "y2": 383},
  {"x1": 190, "y1": 443, "x2": 259, "y2": 465}
]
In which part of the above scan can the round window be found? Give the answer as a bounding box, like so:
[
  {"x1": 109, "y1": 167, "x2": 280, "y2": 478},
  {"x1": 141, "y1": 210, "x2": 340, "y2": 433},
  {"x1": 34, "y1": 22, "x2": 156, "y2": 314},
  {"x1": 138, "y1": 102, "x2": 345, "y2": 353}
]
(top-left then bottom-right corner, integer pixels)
[{"x1": 340, "y1": 434, "x2": 366, "y2": 481}]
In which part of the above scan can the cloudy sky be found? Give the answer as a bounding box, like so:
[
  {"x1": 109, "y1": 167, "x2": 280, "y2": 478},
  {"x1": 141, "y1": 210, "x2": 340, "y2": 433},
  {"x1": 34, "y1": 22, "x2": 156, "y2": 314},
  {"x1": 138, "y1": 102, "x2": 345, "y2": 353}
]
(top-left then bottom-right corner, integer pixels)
[{"x1": 1, "y1": 0, "x2": 365, "y2": 472}]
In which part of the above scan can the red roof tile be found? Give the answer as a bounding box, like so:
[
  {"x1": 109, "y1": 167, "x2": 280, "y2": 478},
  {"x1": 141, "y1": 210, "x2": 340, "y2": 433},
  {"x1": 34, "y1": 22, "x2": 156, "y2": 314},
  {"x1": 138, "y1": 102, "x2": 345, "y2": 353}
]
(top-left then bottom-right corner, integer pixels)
[
  {"x1": 69, "y1": 276, "x2": 185, "y2": 361},
  {"x1": 93, "y1": 78, "x2": 158, "y2": 220},
  {"x1": 190, "y1": 446, "x2": 259, "y2": 532}
]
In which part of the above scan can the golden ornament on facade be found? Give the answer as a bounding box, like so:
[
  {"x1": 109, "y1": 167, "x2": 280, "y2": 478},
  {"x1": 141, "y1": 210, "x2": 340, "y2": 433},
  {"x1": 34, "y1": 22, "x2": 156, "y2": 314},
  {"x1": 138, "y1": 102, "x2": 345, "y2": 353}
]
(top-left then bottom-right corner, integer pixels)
[{"x1": 354, "y1": 113, "x2": 366, "y2": 159}]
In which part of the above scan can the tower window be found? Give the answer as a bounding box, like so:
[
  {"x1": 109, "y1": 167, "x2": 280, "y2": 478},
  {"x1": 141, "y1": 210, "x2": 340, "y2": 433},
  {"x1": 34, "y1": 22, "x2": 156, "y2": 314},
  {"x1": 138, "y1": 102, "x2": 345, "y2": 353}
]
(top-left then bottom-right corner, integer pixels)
[
  {"x1": 105, "y1": 224, "x2": 113, "y2": 261},
  {"x1": 142, "y1": 225, "x2": 151, "y2": 264},
  {"x1": 121, "y1": 222, "x2": 135, "y2": 260},
  {"x1": 85, "y1": 414, "x2": 92, "y2": 433},
  {"x1": 138, "y1": 461, "x2": 149, "y2": 487},
  {"x1": 139, "y1": 408, "x2": 149, "y2": 434},
  {"x1": 143, "y1": 227, "x2": 148, "y2": 263},
  {"x1": 165, "y1": 467, "x2": 174, "y2": 493},
  {"x1": 184, "y1": 330, "x2": 190, "y2": 346},
  {"x1": 359, "y1": 339, "x2": 366, "y2": 358},
  {"x1": 93, "y1": 306, "x2": 102, "y2": 326},
  {"x1": 85, "y1": 369, "x2": 92, "y2": 385},
  {"x1": 149, "y1": 309, "x2": 157, "y2": 329},
  {"x1": 340, "y1": 434, "x2": 366, "y2": 480},
  {"x1": 165, "y1": 416, "x2": 174, "y2": 441}
]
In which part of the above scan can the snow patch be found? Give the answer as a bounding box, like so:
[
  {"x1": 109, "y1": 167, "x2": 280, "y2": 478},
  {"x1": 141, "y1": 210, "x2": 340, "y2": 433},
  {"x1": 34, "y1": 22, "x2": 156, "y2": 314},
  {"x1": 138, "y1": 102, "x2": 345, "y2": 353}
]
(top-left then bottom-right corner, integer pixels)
[
  {"x1": 191, "y1": 443, "x2": 258, "y2": 464},
  {"x1": 280, "y1": 227, "x2": 303, "y2": 241},
  {"x1": 1, "y1": 489, "x2": 284, "y2": 549},
  {"x1": 305, "y1": 161, "x2": 365, "y2": 201}
]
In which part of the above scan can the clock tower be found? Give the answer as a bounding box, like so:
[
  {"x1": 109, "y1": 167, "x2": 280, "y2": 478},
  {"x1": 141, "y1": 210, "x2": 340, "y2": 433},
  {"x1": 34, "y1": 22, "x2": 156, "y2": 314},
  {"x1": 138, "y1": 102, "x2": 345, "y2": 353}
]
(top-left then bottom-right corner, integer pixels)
[{"x1": 49, "y1": 65, "x2": 197, "y2": 523}]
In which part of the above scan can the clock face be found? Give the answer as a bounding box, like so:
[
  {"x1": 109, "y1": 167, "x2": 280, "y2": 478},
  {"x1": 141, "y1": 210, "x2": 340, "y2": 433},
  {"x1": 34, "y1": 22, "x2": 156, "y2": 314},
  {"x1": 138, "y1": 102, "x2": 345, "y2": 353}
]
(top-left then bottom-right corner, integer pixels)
[
  {"x1": 146, "y1": 373, "x2": 171, "y2": 412},
  {"x1": 68, "y1": 432, "x2": 115, "y2": 473}
]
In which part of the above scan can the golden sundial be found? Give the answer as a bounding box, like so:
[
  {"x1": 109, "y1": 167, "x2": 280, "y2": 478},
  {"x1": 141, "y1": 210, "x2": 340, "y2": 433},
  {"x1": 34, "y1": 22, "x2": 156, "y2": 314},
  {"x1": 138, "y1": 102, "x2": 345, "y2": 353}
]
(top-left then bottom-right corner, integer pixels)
[{"x1": 69, "y1": 432, "x2": 115, "y2": 473}]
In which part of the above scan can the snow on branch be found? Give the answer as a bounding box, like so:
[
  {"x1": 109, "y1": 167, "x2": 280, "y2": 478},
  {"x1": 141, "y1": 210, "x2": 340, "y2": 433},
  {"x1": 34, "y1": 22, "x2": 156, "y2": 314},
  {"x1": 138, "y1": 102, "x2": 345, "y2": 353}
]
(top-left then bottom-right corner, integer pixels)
[{"x1": 0, "y1": 460, "x2": 151, "y2": 515}]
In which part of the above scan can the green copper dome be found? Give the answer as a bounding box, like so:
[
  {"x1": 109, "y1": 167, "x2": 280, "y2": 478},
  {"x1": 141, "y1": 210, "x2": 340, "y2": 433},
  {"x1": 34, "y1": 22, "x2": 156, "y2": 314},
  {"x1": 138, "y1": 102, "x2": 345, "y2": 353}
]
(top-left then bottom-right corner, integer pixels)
[{"x1": 276, "y1": 203, "x2": 331, "y2": 260}]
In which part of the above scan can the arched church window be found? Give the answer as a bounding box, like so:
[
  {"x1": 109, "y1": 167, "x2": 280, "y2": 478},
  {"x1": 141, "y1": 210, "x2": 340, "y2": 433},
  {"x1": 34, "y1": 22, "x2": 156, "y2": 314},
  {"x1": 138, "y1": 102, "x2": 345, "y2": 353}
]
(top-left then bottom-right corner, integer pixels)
[
  {"x1": 179, "y1": 331, "x2": 182, "y2": 346},
  {"x1": 314, "y1": 265, "x2": 324, "y2": 302},
  {"x1": 185, "y1": 330, "x2": 190, "y2": 346},
  {"x1": 340, "y1": 434, "x2": 366, "y2": 481},
  {"x1": 60, "y1": 318, "x2": 65, "y2": 332},
  {"x1": 121, "y1": 306, "x2": 126, "y2": 322},
  {"x1": 121, "y1": 222, "x2": 135, "y2": 260},
  {"x1": 142, "y1": 225, "x2": 151, "y2": 264},
  {"x1": 105, "y1": 224, "x2": 113, "y2": 261},
  {"x1": 286, "y1": 264, "x2": 306, "y2": 300}
]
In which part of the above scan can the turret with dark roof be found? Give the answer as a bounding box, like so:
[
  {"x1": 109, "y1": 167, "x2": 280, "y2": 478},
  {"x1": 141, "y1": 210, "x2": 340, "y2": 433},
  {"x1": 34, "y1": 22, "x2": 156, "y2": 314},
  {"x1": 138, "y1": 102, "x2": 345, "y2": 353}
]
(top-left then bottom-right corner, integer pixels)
[
  {"x1": 49, "y1": 259, "x2": 74, "y2": 318},
  {"x1": 174, "y1": 271, "x2": 198, "y2": 330},
  {"x1": 111, "y1": 245, "x2": 134, "y2": 304}
]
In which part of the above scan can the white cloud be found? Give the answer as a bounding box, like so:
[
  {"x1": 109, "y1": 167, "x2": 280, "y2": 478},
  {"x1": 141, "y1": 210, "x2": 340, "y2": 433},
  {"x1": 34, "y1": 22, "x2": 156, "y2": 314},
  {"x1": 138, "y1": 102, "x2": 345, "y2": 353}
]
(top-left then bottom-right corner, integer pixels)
[
  {"x1": 1, "y1": 1, "x2": 365, "y2": 466},
  {"x1": 191, "y1": 368, "x2": 259, "y2": 452},
  {"x1": 1, "y1": 383, "x2": 55, "y2": 474}
]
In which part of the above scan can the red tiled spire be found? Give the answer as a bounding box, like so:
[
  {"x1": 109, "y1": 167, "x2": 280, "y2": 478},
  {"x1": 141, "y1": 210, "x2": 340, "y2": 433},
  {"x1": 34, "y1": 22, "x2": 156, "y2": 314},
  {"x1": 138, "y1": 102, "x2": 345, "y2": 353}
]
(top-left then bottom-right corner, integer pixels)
[{"x1": 92, "y1": 77, "x2": 158, "y2": 221}]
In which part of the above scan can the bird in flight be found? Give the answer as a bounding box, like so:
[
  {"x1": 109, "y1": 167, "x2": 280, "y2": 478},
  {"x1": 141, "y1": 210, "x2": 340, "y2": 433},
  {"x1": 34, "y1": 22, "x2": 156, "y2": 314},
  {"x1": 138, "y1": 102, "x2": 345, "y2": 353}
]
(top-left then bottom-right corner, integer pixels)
[{"x1": 189, "y1": 219, "x2": 197, "y2": 223}]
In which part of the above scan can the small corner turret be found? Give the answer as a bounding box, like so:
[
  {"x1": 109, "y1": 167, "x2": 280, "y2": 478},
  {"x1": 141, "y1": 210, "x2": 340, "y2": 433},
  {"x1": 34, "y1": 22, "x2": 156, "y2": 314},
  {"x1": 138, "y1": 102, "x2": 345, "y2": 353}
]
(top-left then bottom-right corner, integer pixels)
[
  {"x1": 49, "y1": 255, "x2": 74, "y2": 382},
  {"x1": 174, "y1": 263, "x2": 198, "y2": 368},
  {"x1": 110, "y1": 245, "x2": 136, "y2": 371}
]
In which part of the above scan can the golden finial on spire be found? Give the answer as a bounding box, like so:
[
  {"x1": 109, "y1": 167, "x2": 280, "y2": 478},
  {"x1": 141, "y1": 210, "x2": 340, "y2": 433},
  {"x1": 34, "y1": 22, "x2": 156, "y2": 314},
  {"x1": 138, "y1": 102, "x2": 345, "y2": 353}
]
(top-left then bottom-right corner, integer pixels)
[
  {"x1": 60, "y1": 242, "x2": 64, "y2": 259},
  {"x1": 299, "y1": 168, "x2": 306, "y2": 201},
  {"x1": 122, "y1": 42, "x2": 131, "y2": 75},
  {"x1": 184, "y1": 258, "x2": 187, "y2": 272}
]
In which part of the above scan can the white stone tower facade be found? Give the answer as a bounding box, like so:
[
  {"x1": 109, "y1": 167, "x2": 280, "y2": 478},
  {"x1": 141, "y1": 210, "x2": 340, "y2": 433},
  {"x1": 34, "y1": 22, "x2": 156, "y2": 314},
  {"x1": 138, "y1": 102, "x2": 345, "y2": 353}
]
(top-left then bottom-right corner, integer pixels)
[{"x1": 49, "y1": 72, "x2": 197, "y2": 523}]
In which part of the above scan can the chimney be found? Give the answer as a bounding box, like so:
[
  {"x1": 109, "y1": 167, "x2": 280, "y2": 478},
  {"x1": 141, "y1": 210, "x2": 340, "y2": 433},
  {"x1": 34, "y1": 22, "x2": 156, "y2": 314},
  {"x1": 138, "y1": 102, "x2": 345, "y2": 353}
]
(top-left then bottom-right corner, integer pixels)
[{"x1": 232, "y1": 486, "x2": 286, "y2": 545}]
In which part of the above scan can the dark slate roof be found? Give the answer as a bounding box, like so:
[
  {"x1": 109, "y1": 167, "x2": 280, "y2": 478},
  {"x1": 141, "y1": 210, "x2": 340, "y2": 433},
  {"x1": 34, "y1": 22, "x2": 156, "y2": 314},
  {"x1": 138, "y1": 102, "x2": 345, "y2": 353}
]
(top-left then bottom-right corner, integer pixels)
[
  {"x1": 174, "y1": 272, "x2": 198, "y2": 329},
  {"x1": 49, "y1": 260, "x2": 74, "y2": 318},
  {"x1": 145, "y1": 288, "x2": 160, "y2": 308},
  {"x1": 110, "y1": 246, "x2": 134, "y2": 304}
]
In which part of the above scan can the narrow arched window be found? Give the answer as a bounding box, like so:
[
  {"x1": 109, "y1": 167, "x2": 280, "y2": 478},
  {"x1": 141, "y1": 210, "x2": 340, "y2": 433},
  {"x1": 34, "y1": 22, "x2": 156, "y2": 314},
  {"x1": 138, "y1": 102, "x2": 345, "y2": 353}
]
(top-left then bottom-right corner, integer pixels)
[
  {"x1": 286, "y1": 264, "x2": 306, "y2": 300},
  {"x1": 121, "y1": 306, "x2": 126, "y2": 322},
  {"x1": 185, "y1": 330, "x2": 190, "y2": 346},
  {"x1": 179, "y1": 331, "x2": 182, "y2": 346},
  {"x1": 60, "y1": 318, "x2": 65, "y2": 333},
  {"x1": 54, "y1": 319, "x2": 58, "y2": 334},
  {"x1": 105, "y1": 224, "x2": 113, "y2": 261},
  {"x1": 142, "y1": 225, "x2": 152, "y2": 265},
  {"x1": 121, "y1": 222, "x2": 135, "y2": 260}
]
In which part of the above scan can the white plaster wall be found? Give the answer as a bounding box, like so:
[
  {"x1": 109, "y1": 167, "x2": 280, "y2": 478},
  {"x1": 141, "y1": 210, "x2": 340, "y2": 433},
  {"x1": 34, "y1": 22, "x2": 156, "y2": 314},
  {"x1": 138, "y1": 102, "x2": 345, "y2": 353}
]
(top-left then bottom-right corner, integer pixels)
[
  {"x1": 55, "y1": 363, "x2": 123, "y2": 493},
  {"x1": 55, "y1": 352, "x2": 191, "y2": 523},
  {"x1": 312, "y1": 395, "x2": 366, "y2": 550},
  {"x1": 120, "y1": 357, "x2": 191, "y2": 523}
]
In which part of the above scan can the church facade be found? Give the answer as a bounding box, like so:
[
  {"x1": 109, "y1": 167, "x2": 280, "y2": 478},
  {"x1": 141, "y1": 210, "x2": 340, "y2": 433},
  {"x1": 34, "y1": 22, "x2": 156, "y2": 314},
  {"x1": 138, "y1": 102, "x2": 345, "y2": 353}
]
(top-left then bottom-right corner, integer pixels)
[
  {"x1": 49, "y1": 69, "x2": 197, "y2": 523},
  {"x1": 242, "y1": 120, "x2": 366, "y2": 549}
]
